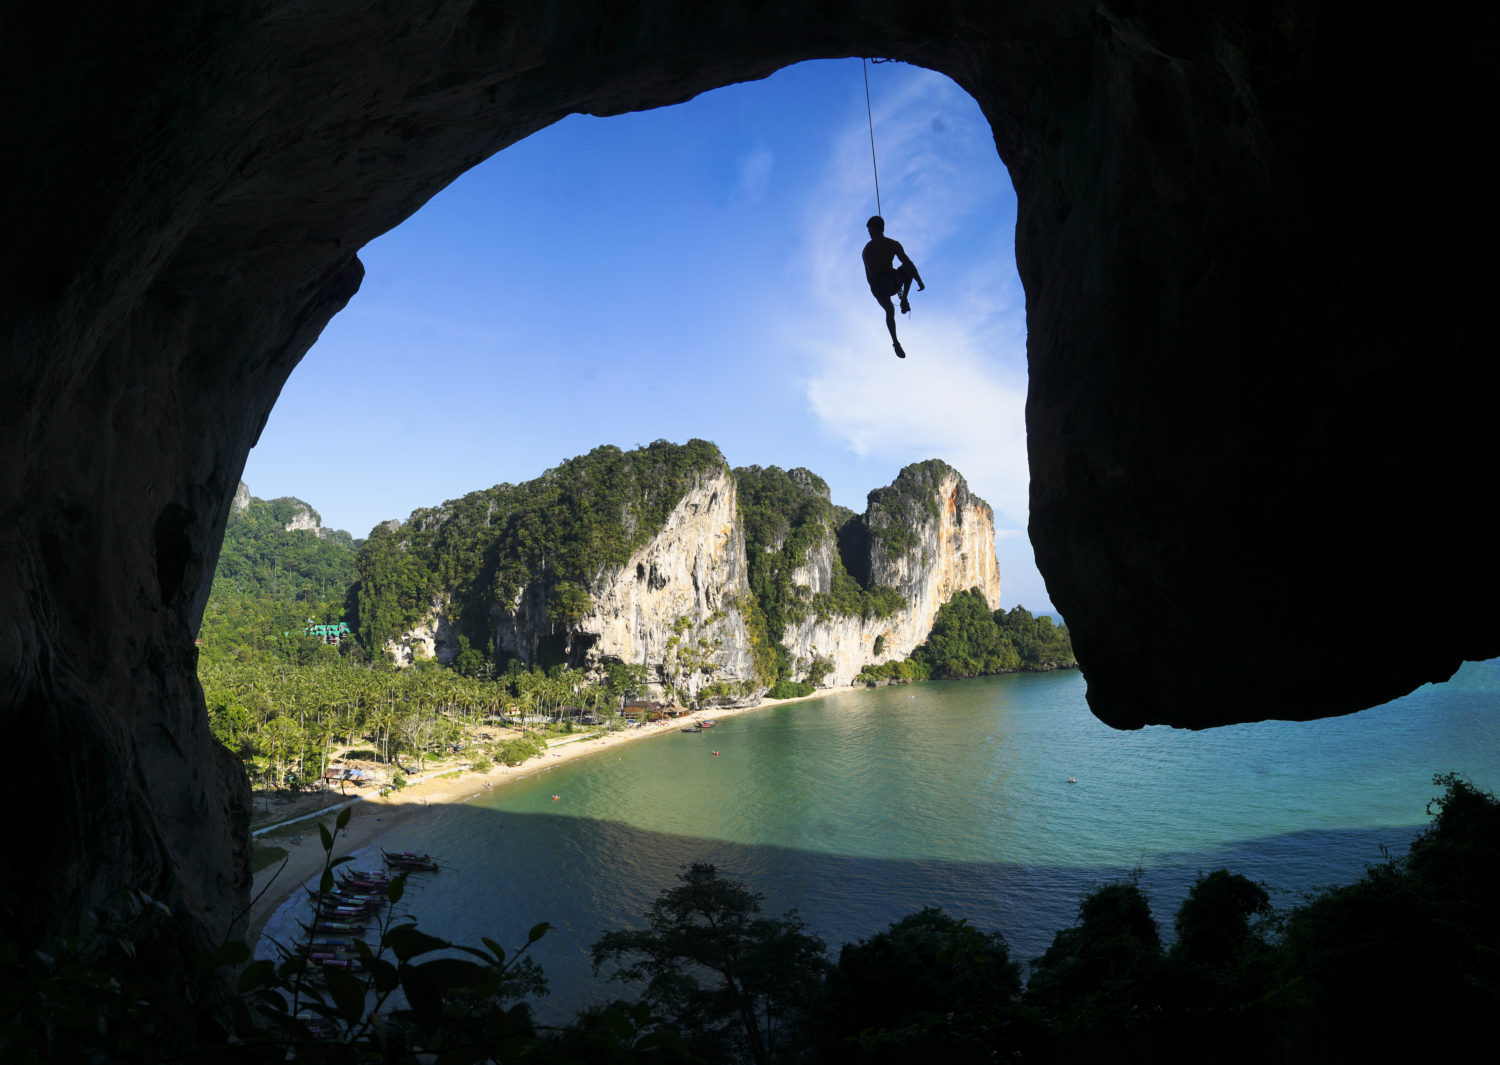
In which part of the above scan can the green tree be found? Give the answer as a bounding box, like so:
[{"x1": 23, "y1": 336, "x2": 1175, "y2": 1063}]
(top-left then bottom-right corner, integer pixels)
[
  {"x1": 810, "y1": 907, "x2": 1031, "y2": 1064},
  {"x1": 1025, "y1": 875, "x2": 1164, "y2": 1034},
  {"x1": 452, "y1": 634, "x2": 488, "y2": 677},
  {"x1": 1169, "y1": 869, "x2": 1271, "y2": 974},
  {"x1": 912, "y1": 588, "x2": 1018, "y2": 677},
  {"x1": 1265, "y1": 774, "x2": 1500, "y2": 1059},
  {"x1": 591, "y1": 862, "x2": 828, "y2": 1065}
]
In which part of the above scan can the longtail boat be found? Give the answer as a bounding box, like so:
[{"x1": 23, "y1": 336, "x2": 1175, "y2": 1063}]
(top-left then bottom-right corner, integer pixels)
[
  {"x1": 301, "y1": 920, "x2": 367, "y2": 934},
  {"x1": 382, "y1": 848, "x2": 439, "y2": 871},
  {"x1": 339, "y1": 875, "x2": 389, "y2": 888},
  {"x1": 310, "y1": 955, "x2": 364, "y2": 970}
]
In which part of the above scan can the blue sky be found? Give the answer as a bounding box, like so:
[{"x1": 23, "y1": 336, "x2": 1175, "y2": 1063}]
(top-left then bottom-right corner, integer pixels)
[{"x1": 242, "y1": 59, "x2": 1051, "y2": 611}]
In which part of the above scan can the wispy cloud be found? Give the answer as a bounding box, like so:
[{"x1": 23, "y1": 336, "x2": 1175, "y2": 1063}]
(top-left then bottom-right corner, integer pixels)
[
  {"x1": 788, "y1": 67, "x2": 1030, "y2": 534},
  {"x1": 731, "y1": 145, "x2": 775, "y2": 208}
]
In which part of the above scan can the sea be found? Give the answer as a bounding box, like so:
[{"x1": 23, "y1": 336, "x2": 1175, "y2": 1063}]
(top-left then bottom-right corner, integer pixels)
[{"x1": 261, "y1": 659, "x2": 1500, "y2": 1022}]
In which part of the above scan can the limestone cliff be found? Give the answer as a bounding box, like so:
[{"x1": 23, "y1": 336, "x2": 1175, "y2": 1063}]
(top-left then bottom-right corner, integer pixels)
[
  {"x1": 572, "y1": 467, "x2": 759, "y2": 701},
  {"x1": 390, "y1": 450, "x2": 1001, "y2": 699},
  {"x1": 386, "y1": 595, "x2": 460, "y2": 666},
  {"x1": 283, "y1": 505, "x2": 324, "y2": 537},
  {"x1": 781, "y1": 462, "x2": 1002, "y2": 687},
  {"x1": 479, "y1": 464, "x2": 760, "y2": 701}
]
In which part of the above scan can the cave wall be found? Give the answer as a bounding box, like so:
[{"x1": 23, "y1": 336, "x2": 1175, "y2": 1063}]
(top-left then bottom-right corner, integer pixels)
[{"x1": 2, "y1": 0, "x2": 1494, "y2": 947}]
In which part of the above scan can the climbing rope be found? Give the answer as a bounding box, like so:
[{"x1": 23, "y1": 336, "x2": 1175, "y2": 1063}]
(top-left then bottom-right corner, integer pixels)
[{"x1": 862, "y1": 57, "x2": 882, "y2": 219}]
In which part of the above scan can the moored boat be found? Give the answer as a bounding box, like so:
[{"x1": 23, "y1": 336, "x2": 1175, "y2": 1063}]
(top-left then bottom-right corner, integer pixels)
[
  {"x1": 382, "y1": 848, "x2": 440, "y2": 871},
  {"x1": 301, "y1": 920, "x2": 368, "y2": 934}
]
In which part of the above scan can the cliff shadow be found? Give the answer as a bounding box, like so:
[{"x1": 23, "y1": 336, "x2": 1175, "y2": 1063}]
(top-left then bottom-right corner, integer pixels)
[{"x1": 307, "y1": 801, "x2": 1424, "y2": 1023}]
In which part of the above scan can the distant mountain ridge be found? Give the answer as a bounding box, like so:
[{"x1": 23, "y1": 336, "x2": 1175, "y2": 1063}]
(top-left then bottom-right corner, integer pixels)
[
  {"x1": 217, "y1": 483, "x2": 361, "y2": 593},
  {"x1": 352, "y1": 440, "x2": 1002, "y2": 702},
  {"x1": 196, "y1": 485, "x2": 363, "y2": 659}
]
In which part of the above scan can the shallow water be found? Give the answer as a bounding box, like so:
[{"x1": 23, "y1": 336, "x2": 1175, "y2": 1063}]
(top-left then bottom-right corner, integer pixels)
[{"x1": 268, "y1": 661, "x2": 1500, "y2": 1020}]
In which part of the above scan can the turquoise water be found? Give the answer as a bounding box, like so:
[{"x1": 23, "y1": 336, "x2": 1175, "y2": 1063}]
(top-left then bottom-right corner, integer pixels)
[{"x1": 345, "y1": 661, "x2": 1500, "y2": 1020}]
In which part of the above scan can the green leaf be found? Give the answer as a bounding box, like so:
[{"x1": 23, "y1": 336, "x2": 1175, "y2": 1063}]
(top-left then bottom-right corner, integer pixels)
[
  {"x1": 601, "y1": 1005, "x2": 636, "y2": 1042},
  {"x1": 319, "y1": 868, "x2": 335, "y2": 895},
  {"x1": 385, "y1": 923, "x2": 451, "y2": 961},
  {"x1": 368, "y1": 957, "x2": 400, "y2": 993},
  {"x1": 336, "y1": 806, "x2": 352, "y2": 830},
  {"x1": 211, "y1": 939, "x2": 252, "y2": 968},
  {"x1": 238, "y1": 959, "x2": 276, "y2": 992},
  {"x1": 400, "y1": 965, "x2": 444, "y2": 1026},
  {"x1": 387, "y1": 874, "x2": 405, "y2": 905},
  {"x1": 318, "y1": 822, "x2": 333, "y2": 853},
  {"x1": 324, "y1": 965, "x2": 367, "y2": 1025},
  {"x1": 527, "y1": 921, "x2": 551, "y2": 944},
  {"x1": 481, "y1": 937, "x2": 506, "y2": 964},
  {"x1": 412, "y1": 957, "x2": 489, "y2": 990}
]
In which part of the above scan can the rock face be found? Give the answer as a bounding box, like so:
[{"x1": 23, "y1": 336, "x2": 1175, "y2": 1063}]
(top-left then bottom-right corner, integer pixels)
[
  {"x1": 483, "y1": 465, "x2": 760, "y2": 701},
  {"x1": 571, "y1": 467, "x2": 760, "y2": 701},
  {"x1": 397, "y1": 459, "x2": 996, "y2": 698},
  {"x1": 386, "y1": 596, "x2": 460, "y2": 666},
  {"x1": 3, "y1": 1, "x2": 1495, "y2": 951},
  {"x1": 783, "y1": 465, "x2": 1001, "y2": 686},
  {"x1": 282, "y1": 507, "x2": 323, "y2": 537}
]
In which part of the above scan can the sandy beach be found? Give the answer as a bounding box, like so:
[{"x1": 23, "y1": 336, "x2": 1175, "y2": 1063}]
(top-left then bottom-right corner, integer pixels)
[{"x1": 244, "y1": 684, "x2": 865, "y2": 946}]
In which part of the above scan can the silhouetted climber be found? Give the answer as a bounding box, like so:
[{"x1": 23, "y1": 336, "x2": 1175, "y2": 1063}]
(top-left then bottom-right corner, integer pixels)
[{"x1": 862, "y1": 215, "x2": 925, "y2": 358}]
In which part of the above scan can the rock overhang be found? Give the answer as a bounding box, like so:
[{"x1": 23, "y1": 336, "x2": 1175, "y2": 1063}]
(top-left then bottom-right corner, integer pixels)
[{"x1": 3, "y1": 1, "x2": 1496, "y2": 946}]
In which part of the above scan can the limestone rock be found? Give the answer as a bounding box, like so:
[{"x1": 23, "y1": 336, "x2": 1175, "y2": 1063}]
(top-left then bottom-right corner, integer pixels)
[
  {"x1": 582, "y1": 467, "x2": 758, "y2": 699},
  {"x1": 491, "y1": 465, "x2": 760, "y2": 702},
  {"x1": 282, "y1": 506, "x2": 323, "y2": 537},
  {"x1": 394, "y1": 458, "x2": 1001, "y2": 697},
  {"x1": 782, "y1": 464, "x2": 1002, "y2": 686},
  {"x1": 387, "y1": 596, "x2": 460, "y2": 665},
  {"x1": 4, "y1": 0, "x2": 1495, "y2": 955}
]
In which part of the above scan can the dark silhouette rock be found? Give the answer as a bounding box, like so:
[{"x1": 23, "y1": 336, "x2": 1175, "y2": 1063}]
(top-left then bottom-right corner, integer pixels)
[{"x1": 2, "y1": 1, "x2": 1495, "y2": 952}]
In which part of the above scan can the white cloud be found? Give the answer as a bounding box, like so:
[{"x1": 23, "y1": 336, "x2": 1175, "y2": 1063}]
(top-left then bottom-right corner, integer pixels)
[
  {"x1": 788, "y1": 67, "x2": 1032, "y2": 537},
  {"x1": 731, "y1": 145, "x2": 774, "y2": 208}
]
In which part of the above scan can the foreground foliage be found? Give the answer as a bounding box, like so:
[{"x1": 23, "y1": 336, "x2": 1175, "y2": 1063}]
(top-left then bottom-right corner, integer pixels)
[
  {"x1": 4, "y1": 776, "x2": 1496, "y2": 1062},
  {"x1": 592, "y1": 863, "x2": 827, "y2": 1065}
]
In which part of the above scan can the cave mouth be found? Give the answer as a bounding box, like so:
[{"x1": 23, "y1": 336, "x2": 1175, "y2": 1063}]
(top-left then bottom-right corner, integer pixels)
[
  {"x1": 6, "y1": 3, "x2": 1496, "y2": 957},
  {"x1": 240, "y1": 58, "x2": 1044, "y2": 607}
]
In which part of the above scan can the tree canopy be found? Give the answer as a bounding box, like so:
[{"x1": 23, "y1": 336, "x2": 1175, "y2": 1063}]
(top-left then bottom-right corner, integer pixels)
[{"x1": 591, "y1": 862, "x2": 827, "y2": 1065}]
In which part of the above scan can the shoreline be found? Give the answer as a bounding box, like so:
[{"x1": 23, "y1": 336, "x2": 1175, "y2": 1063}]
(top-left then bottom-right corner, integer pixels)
[{"x1": 243, "y1": 683, "x2": 865, "y2": 946}]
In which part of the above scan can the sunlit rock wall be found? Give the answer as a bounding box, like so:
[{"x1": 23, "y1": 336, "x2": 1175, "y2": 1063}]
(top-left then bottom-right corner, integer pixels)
[
  {"x1": 783, "y1": 468, "x2": 1001, "y2": 686},
  {"x1": 387, "y1": 596, "x2": 461, "y2": 666},
  {"x1": 568, "y1": 467, "x2": 760, "y2": 701}
]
